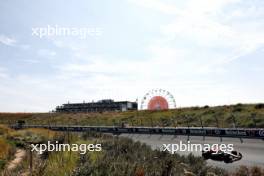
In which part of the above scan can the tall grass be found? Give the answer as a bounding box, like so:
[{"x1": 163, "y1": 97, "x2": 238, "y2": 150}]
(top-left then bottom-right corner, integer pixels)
[
  {"x1": 0, "y1": 137, "x2": 15, "y2": 171},
  {"x1": 8, "y1": 128, "x2": 61, "y2": 144},
  {"x1": 0, "y1": 125, "x2": 13, "y2": 136},
  {"x1": 1, "y1": 103, "x2": 263, "y2": 128},
  {"x1": 0, "y1": 138, "x2": 11, "y2": 159},
  {"x1": 43, "y1": 151, "x2": 79, "y2": 176}
]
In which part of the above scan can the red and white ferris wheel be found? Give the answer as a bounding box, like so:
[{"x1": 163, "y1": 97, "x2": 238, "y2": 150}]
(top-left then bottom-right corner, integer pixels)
[{"x1": 140, "y1": 89, "x2": 176, "y2": 110}]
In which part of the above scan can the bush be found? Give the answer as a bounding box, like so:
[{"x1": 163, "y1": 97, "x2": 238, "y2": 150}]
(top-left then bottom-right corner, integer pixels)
[
  {"x1": 232, "y1": 107, "x2": 243, "y2": 112},
  {"x1": 72, "y1": 136, "x2": 227, "y2": 176},
  {"x1": 255, "y1": 103, "x2": 264, "y2": 109},
  {"x1": 232, "y1": 166, "x2": 264, "y2": 176},
  {"x1": 0, "y1": 138, "x2": 11, "y2": 159},
  {"x1": 0, "y1": 159, "x2": 6, "y2": 170}
]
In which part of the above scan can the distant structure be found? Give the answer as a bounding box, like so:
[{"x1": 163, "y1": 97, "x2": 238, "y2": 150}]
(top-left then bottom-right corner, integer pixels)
[
  {"x1": 56, "y1": 99, "x2": 138, "y2": 113},
  {"x1": 140, "y1": 89, "x2": 176, "y2": 110}
]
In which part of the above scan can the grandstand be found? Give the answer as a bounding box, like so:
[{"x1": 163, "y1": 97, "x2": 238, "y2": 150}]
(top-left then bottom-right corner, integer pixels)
[{"x1": 55, "y1": 99, "x2": 137, "y2": 113}]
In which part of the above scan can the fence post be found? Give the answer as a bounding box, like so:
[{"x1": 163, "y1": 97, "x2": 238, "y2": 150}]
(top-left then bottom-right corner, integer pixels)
[
  {"x1": 251, "y1": 113, "x2": 257, "y2": 127},
  {"x1": 231, "y1": 114, "x2": 243, "y2": 143},
  {"x1": 199, "y1": 116, "x2": 205, "y2": 141},
  {"x1": 214, "y1": 116, "x2": 222, "y2": 142},
  {"x1": 186, "y1": 115, "x2": 190, "y2": 141}
]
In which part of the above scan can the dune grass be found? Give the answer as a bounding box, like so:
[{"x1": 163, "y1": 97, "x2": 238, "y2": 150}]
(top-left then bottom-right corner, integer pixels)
[
  {"x1": 43, "y1": 151, "x2": 79, "y2": 176},
  {"x1": 1, "y1": 125, "x2": 263, "y2": 176},
  {"x1": 0, "y1": 138, "x2": 11, "y2": 159},
  {"x1": 0, "y1": 103, "x2": 263, "y2": 128},
  {"x1": 0, "y1": 125, "x2": 65, "y2": 174},
  {"x1": 0, "y1": 126, "x2": 16, "y2": 171}
]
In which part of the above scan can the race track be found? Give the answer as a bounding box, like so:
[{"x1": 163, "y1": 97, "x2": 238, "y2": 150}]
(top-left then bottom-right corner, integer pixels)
[{"x1": 121, "y1": 134, "x2": 264, "y2": 171}]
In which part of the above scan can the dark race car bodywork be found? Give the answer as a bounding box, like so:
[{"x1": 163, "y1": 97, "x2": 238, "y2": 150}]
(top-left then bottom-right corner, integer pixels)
[{"x1": 202, "y1": 150, "x2": 242, "y2": 163}]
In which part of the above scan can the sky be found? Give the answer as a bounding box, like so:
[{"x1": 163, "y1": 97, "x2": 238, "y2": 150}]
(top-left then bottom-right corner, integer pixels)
[{"x1": 0, "y1": 0, "x2": 264, "y2": 112}]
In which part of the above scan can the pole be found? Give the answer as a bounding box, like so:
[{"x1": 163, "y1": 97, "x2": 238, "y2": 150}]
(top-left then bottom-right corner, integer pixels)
[
  {"x1": 199, "y1": 116, "x2": 205, "y2": 141},
  {"x1": 231, "y1": 114, "x2": 243, "y2": 143},
  {"x1": 214, "y1": 116, "x2": 222, "y2": 142}
]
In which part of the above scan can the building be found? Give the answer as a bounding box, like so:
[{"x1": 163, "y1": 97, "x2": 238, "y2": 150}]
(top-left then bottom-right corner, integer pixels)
[{"x1": 55, "y1": 99, "x2": 138, "y2": 113}]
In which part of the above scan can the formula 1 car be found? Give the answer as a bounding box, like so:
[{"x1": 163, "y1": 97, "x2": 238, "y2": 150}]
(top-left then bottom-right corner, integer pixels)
[{"x1": 202, "y1": 150, "x2": 242, "y2": 163}]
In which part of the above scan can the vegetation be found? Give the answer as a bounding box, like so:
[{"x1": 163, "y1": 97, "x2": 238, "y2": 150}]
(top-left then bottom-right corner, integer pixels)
[
  {"x1": 0, "y1": 125, "x2": 264, "y2": 176},
  {"x1": 231, "y1": 165, "x2": 264, "y2": 176},
  {"x1": 0, "y1": 125, "x2": 63, "y2": 175},
  {"x1": 0, "y1": 104, "x2": 263, "y2": 175},
  {"x1": 42, "y1": 150, "x2": 79, "y2": 176},
  {"x1": 72, "y1": 133, "x2": 226, "y2": 176},
  {"x1": 0, "y1": 103, "x2": 264, "y2": 128},
  {"x1": 0, "y1": 138, "x2": 14, "y2": 170},
  {"x1": 0, "y1": 125, "x2": 16, "y2": 171}
]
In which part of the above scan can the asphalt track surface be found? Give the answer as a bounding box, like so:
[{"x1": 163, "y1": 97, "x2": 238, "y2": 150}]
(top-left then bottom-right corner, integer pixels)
[{"x1": 120, "y1": 134, "x2": 264, "y2": 171}]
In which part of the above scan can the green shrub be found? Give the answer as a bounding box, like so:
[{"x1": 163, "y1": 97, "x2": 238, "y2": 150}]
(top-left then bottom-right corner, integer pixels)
[
  {"x1": 0, "y1": 159, "x2": 6, "y2": 170},
  {"x1": 72, "y1": 135, "x2": 227, "y2": 176},
  {"x1": 255, "y1": 103, "x2": 264, "y2": 109}
]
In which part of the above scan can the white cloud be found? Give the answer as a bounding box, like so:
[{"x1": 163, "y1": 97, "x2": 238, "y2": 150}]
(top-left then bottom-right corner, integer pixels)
[
  {"x1": 130, "y1": 0, "x2": 264, "y2": 72},
  {"x1": 158, "y1": 0, "x2": 256, "y2": 48},
  {"x1": 37, "y1": 49, "x2": 56, "y2": 57},
  {"x1": 184, "y1": 0, "x2": 240, "y2": 14},
  {"x1": 0, "y1": 35, "x2": 31, "y2": 50},
  {"x1": 0, "y1": 35, "x2": 17, "y2": 46},
  {"x1": 19, "y1": 44, "x2": 31, "y2": 50},
  {"x1": 128, "y1": 0, "x2": 182, "y2": 15},
  {"x1": 229, "y1": 4, "x2": 264, "y2": 19},
  {"x1": 0, "y1": 67, "x2": 9, "y2": 79},
  {"x1": 21, "y1": 59, "x2": 40, "y2": 64},
  {"x1": 1, "y1": 0, "x2": 264, "y2": 112}
]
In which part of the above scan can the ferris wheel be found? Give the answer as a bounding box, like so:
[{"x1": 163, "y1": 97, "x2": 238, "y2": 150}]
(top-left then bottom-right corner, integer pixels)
[{"x1": 140, "y1": 89, "x2": 176, "y2": 110}]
